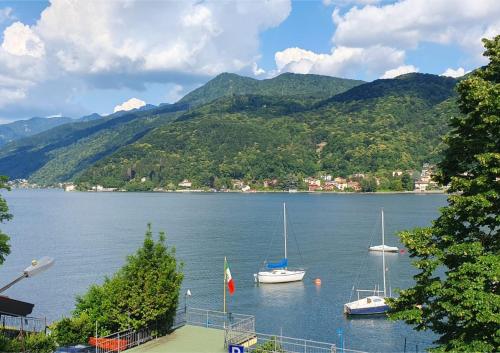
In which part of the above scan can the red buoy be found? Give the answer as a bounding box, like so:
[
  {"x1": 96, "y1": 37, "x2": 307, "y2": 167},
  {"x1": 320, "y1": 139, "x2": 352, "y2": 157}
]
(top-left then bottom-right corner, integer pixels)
[{"x1": 314, "y1": 278, "x2": 322, "y2": 285}]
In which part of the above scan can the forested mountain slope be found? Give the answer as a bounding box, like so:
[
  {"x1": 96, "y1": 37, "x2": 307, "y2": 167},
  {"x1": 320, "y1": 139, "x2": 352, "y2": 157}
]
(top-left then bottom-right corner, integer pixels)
[{"x1": 75, "y1": 73, "x2": 459, "y2": 190}]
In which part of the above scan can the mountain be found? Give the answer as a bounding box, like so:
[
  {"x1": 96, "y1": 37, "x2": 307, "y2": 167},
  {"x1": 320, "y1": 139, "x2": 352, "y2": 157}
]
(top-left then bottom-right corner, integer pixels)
[
  {"x1": 75, "y1": 73, "x2": 459, "y2": 190},
  {"x1": 0, "y1": 116, "x2": 73, "y2": 147},
  {"x1": 78, "y1": 113, "x2": 102, "y2": 122},
  {"x1": 0, "y1": 113, "x2": 105, "y2": 147},
  {"x1": 179, "y1": 72, "x2": 365, "y2": 107},
  {"x1": 0, "y1": 72, "x2": 460, "y2": 187},
  {"x1": 0, "y1": 103, "x2": 186, "y2": 182}
]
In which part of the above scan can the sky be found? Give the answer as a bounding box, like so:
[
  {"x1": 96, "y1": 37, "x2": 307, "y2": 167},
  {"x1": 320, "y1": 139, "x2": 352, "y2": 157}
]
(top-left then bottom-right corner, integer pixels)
[{"x1": 0, "y1": 0, "x2": 498, "y2": 122}]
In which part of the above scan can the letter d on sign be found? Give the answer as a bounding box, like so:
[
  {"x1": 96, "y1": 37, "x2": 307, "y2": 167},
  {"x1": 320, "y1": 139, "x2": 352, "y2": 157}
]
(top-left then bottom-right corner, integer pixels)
[{"x1": 228, "y1": 344, "x2": 244, "y2": 353}]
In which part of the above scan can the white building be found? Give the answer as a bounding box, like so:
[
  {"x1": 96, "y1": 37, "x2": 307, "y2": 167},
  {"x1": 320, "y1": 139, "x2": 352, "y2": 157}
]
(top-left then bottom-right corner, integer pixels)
[{"x1": 178, "y1": 179, "x2": 192, "y2": 188}]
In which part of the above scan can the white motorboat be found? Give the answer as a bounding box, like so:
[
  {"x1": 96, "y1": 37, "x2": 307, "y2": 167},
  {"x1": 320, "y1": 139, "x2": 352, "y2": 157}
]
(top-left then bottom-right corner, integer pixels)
[
  {"x1": 344, "y1": 209, "x2": 392, "y2": 315},
  {"x1": 254, "y1": 203, "x2": 305, "y2": 284}
]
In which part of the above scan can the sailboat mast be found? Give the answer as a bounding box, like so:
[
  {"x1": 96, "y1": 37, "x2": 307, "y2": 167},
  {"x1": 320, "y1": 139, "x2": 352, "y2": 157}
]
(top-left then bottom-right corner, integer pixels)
[
  {"x1": 382, "y1": 209, "x2": 387, "y2": 297},
  {"x1": 284, "y1": 203, "x2": 287, "y2": 262}
]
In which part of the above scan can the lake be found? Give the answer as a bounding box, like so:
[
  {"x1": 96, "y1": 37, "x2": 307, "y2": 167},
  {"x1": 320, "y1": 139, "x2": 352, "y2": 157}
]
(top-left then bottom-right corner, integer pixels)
[{"x1": 0, "y1": 189, "x2": 447, "y2": 352}]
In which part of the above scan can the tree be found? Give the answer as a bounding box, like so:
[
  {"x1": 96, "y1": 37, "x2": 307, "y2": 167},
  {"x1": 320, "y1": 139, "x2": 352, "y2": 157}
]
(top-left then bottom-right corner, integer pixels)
[
  {"x1": 251, "y1": 337, "x2": 285, "y2": 353},
  {"x1": 55, "y1": 224, "x2": 184, "y2": 343},
  {"x1": 0, "y1": 176, "x2": 12, "y2": 265},
  {"x1": 360, "y1": 177, "x2": 377, "y2": 192},
  {"x1": 51, "y1": 313, "x2": 95, "y2": 346},
  {"x1": 388, "y1": 36, "x2": 500, "y2": 352},
  {"x1": 401, "y1": 173, "x2": 414, "y2": 191}
]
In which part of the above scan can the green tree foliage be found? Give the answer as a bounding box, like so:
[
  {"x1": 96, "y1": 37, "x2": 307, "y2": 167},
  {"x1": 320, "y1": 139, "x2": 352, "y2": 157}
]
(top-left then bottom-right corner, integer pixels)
[
  {"x1": 0, "y1": 73, "x2": 457, "y2": 187},
  {"x1": 0, "y1": 333, "x2": 56, "y2": 353},
  {"x1": 388, "y1": 36, "x2": 500, "y2": 352},
  {"x1": 251, "y1": 337, "x2": 285, "y2": 353},
  {"x1": 50, "y1": 312, "x2": 95, "y2": 346},
  {"x1": 77, "y1": 73, "x2": 459, "y2": 190},
  {"x1": 53, "y1": 224, "x2": 183, "y2": 345},
  {"x1": 23, "y1": 333, "x2": 57, "y2": 353},
  {"x1": 0, "y1": 175, "x2": 12, "y2": 265}
]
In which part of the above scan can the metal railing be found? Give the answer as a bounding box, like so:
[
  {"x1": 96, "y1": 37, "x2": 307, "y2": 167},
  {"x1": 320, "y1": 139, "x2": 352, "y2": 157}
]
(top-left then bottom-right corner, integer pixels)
[
  {"x1": 0, "y1": 313, "x2": 47, "y2": 334},
  {"x1": 227, "y1": 329, "x2": 368, "y2": 353},
  {"x1": 93, "y1": 308, "x2": 367, "y2": 353},
  {"x1": 94, "y1": 326, "x2": 156, "y2": 353},
  {"x1": 93, "y1": 307, "x2": 255, "y2": 353},
  {"x1": 187, "y1": 307, "x2": 254, "y2": 330}
]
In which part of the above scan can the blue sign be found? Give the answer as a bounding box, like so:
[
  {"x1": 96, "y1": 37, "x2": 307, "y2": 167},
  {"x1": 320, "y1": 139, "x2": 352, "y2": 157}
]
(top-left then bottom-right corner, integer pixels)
[{"x1": 228, "y1": 344, "x2": 244, "y2": 353}]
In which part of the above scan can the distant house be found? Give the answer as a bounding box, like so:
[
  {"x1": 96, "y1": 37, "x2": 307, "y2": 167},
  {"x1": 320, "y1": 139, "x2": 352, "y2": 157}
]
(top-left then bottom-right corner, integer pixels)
[
  {"x1": 232, "y1": 180, "x2": 244, "y2": 189},
  {"x1": 414, "y1": 180, "x2": 429, "y2": 191},
  {"x1": 308, "y1": 184, "x2": 322, "y2": 192},
  {"x1": 333, "y1": 177, "x2": 348, "y2": 190},
  {"x1": 241, "y1": 185, "x2": 251, "y2": 192},
  {"x1": 323, "y1": 182, "x2": 336, "y2": 191},
  {"x1": 178, "y1": 179, "x2": 192, "y2": 188},
  {"x1": 352, "y1": 173, "x2": 365, "y2": 179},
  {"x1": 322, "y1": 175, "x2": 332, "y2": 181},
  {"x1": 392, "y1": 170, "x2": 403, "y2": 177},
  {"x1": 347, "y1": 181, "x2": 361, "y2": 191},
  {"x1": 263, "y1": 179, "x2": 278, "y2": 188},
  {"x1": 64, "y1": 184, "x2": 76, "y2": 192},
  {"x1": 304, "y1": 177, "x2": 321, "y2": 186}
]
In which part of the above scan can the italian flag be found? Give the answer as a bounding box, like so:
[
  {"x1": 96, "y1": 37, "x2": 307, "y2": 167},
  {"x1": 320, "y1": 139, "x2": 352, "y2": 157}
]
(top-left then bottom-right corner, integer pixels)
[{"x1": 225, "y1": 258, "x2": 235, "y2": 295}]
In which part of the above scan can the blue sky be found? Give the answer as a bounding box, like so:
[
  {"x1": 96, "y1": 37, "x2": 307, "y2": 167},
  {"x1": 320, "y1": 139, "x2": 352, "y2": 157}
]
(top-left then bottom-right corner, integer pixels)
[{"x1": 0, "y1": 0, "x2": 497, "y2": 121}]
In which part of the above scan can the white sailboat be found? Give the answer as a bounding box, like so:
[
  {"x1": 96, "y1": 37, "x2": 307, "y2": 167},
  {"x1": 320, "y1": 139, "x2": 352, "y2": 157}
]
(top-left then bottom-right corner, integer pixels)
[
  {"x1": 344, "y1": 209, "x2": 391, "y2": 315},
  {"x1": 369, "y1": 244, "x2": 399, "y2": 252},
  {"x1": 254, "y1": 203, "x2": 306, "y2": 284}
]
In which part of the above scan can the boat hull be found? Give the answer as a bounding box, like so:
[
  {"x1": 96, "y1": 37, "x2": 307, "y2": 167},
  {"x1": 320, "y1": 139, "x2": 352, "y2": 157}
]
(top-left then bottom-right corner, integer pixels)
[
  {"x1": 344, "y1": 296, "x2": 389, "y2": 315},
  {"x1": 344, "y1": 304, "x2": 389, "y2": 315},
  {"x1": 369, "y1": 245, "x2": 398, "y2": 252},
  {"x1": 255, "y1": 269, "x2": 305, "y2": 284}
]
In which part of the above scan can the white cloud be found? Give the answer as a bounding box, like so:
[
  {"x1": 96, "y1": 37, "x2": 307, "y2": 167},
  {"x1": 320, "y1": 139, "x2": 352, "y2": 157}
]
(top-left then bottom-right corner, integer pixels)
[
  {"x1": 113, "y1": 98, "x2": 146, "y2": 113},
  {"x1": 274, "y1": 0, "x2": 498, "y2": 79},
  {"x1": 252, "y1": 62, "x2": 266, "y2": 76},
  {"x1": 332, "y1": 0, "x2": 500, "y2": 63},
  {"x1": 2, "y1": 22, "x2": 45, "y2": 58},
  {"x1": 441, "y1": 67, "x2": 468, "y2": 78},
  {"x1": 274, "y1": 45, "x2": 405, "y2": 78},
  {"x1": 0, "y1": 0, "x2": 292, "y2": 119},
  {"x1": 323, "y1": 0, "x2": 380, "y2": 6},
  {"x1": 381, "y1": 65, "x2": 418, "y2": 79}
]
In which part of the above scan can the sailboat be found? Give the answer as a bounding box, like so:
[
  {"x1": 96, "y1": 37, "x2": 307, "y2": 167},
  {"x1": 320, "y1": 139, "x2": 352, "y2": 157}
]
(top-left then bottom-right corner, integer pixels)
[
  {"x1": 344, "y1": 209, "x2": 391, "y2": 315},
  {"x1": 254, "y1": 203, "x2": 306, "y2": 284}
]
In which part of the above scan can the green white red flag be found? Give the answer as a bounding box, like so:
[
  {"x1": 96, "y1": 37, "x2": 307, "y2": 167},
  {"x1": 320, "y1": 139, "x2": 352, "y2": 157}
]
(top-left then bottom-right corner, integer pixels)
[{"x1": 225, "y1": 258, "x2": 235, "y2": 295}]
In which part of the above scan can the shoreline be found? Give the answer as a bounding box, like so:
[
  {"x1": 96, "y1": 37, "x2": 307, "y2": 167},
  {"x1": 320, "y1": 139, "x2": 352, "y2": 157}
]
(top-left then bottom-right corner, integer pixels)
[{"x1": 12, "y1": 187, "x2": 446, "y2": 195}]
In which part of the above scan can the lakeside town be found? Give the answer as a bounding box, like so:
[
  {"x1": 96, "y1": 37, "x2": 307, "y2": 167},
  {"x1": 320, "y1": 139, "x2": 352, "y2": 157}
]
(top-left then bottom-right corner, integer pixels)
[{"x1": 9, "y1": 163, "x2": 445, "y2": 194}]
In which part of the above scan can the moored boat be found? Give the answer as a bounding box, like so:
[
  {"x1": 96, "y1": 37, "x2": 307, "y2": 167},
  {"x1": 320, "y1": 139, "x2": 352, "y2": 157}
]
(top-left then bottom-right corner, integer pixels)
[
  {"x1": 254, "y1": 203, "x2": 305, "y2": 284},
  {"x1": 344, "y1": 209, "x2": 393, "y2": 316}
]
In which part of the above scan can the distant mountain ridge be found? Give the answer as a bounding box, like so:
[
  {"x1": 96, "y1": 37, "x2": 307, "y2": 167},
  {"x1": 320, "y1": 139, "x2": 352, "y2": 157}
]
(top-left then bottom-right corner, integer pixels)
[
  {"x1": 179, "y1": 72, "x2": 365, "y2": 107},
  {"x1": 0, "y1": 116, "x2": 73, "y2": 147},
  {"x1": 0, "y1": 72, "x2": 459, "y2": 186},
  {"x1": 0, "y1": 113, "x2": 104, "y2": 147}
]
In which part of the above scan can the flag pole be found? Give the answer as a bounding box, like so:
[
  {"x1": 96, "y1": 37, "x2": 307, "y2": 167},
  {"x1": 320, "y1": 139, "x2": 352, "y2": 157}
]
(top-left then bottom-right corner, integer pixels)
[{"x1": 223, "y1": 256, "x2": 227, "y2": 314}]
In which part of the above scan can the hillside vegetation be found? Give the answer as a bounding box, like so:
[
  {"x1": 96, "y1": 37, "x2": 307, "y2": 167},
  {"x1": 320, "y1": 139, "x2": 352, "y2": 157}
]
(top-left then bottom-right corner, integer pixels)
[
  {"x1": 0, "y1": 72, "x2": 459, "y2": 188},
  {"x1": 76, "y1": 73, "x2": 459, "y2": 190},
  {"x1": 179, "y1": 72, "x2": 365, "y2": 106}
]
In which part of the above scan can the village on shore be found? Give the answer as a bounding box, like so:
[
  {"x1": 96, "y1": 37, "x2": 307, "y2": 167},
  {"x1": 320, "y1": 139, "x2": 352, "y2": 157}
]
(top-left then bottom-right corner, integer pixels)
[{"x1": 10, "y1": 163, "x2": 446, "y2": 194}]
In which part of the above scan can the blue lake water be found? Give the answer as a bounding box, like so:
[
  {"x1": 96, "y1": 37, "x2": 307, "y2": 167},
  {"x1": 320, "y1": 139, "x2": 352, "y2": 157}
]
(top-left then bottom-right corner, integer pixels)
[{"x1": 0, "y1": 190, "x2": 447, "y2": 352}]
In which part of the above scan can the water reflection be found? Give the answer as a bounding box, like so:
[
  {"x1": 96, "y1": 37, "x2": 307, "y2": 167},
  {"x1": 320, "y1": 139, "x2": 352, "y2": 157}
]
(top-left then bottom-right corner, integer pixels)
[{"x1": 256, "y1": 281, "x2": 305, "y2": 307}]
